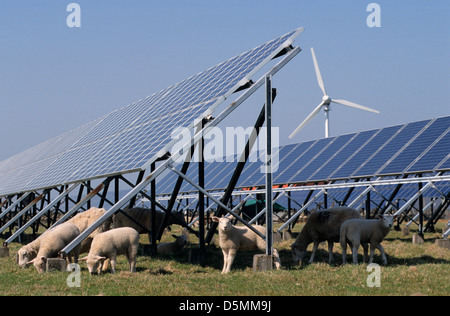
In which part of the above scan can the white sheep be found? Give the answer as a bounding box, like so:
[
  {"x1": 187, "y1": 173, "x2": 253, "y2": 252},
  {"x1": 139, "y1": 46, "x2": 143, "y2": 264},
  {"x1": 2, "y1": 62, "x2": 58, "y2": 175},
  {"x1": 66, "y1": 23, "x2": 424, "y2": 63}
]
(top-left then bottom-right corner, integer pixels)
[
  {"x1": 340, "y1": 214, "x2": 398, "y2": 265},
  {"x1": 79, "y1": 227, "x2": 140, "y2": 274},
  {"x1": 157, "y1": 234, "x2": 187, "y2": 254},
  {"x1": 67, "y1": 207, "x2": 112, "y2": 254},
  {"x1": 27, "y1": 223, "x2": 81, "y2": 273},
  {"x1": 17, "y1": 236, "x2": 42, "y2": 268},
  {"x1": 291, "y1": 207, "x2": 362, "y2": 265},
  {"x1": 212, "y1": 216, "x2": 281, "y2": 274}
]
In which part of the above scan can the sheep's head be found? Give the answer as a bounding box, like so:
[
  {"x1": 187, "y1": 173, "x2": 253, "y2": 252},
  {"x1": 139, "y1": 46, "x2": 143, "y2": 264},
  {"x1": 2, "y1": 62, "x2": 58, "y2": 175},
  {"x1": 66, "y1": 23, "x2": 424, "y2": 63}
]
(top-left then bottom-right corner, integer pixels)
[
  {"x1": 291, "y1": 242, "x2": 307, "y2": 265},
  {"x1": 377, "y1": 214, "x2": 398, "y2": 229},
  {"x1": 172, "y1": 235, "x2": 187, "y2": 248},
  {"x1": 79, "y1": 255, "x2": 107, "y2": 275},
  {"x1": 17, "y1": 247, "x2": 37, "y2": 268},
  {"x1": 212, "y1": 216, "x2": 233, "y2": 233},
  {"x1": 28, "y1": 256, "x2": 47, "y2": 273}
]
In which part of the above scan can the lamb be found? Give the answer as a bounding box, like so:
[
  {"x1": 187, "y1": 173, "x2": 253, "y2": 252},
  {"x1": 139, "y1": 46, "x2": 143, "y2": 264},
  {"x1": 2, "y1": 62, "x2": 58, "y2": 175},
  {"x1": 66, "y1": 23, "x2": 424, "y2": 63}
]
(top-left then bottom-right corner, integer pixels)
[
  {"x1": 291, "y1": 207, "x2": 363, "y2": 265},
  {"x1": 340, "y1": 214, "x2": 398, "y2": 265},
  {"x1": 212, "y1": 216, "x2": 281, "y2": 274},
  {"x1": 17, "y1": 236, "x2": 41, "y2": 268},
  {"x1": 27, "y1": 223, "x2": 81, "y2": 273},
  {"x1": 67, "y1": 207, "x2": 112, "y2": 254},
  {"x1": 113, "y1": 207, "x2": 188, "y2": 241},
  {"x1": 157, "y1": 234, "x2": 187, "y2": 254},
  {"x1": 79, "y1": 227, "x2": 140, "y2": 274}
]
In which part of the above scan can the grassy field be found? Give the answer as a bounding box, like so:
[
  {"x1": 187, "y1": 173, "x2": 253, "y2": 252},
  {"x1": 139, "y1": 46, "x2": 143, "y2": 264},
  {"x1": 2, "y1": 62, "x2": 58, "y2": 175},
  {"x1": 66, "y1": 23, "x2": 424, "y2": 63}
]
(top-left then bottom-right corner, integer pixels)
[{"x1": 0, "y1": 221, "x2": 449, "y2": 296}]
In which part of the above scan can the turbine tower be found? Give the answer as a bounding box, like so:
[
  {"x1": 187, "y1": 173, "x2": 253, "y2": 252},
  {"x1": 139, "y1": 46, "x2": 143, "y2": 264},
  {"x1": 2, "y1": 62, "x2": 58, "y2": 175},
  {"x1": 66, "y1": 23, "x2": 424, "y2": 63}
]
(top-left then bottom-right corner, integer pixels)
[{"x1": 290, "y1": 48, "x2": 380, "y2": 139}]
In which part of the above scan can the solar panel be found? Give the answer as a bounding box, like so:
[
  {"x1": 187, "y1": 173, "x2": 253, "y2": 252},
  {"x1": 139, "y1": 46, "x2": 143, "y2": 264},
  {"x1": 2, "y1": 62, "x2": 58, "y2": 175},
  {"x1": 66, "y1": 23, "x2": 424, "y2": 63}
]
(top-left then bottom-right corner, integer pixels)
[
  {"x1": 352, "y1": 119, "x2": 431, "y2": 178},
  {"x1": 379, "y1": 116, "x2": 450, "y2": 176},
  {"x1": 308, "y1": 130, "x2": 377, "y2": 181},
  {"x1": 0, "y1": 118, "x2": 103, "y2": 196},
  {"x1": 295, "y1": 133, "x2": 355, "y2": 183},
  {"x1": 436, "y1": 155, "x2": 450, "y2": 172},
  {"x1": 237, "y1": 143, "x2": 299, "y2": 188},
  {"x1": 272, "y1": 139, "x2": 326, "y2": 185},
  {"x1": 0, "y1": 28, "x2": 304, "y2": 197}
]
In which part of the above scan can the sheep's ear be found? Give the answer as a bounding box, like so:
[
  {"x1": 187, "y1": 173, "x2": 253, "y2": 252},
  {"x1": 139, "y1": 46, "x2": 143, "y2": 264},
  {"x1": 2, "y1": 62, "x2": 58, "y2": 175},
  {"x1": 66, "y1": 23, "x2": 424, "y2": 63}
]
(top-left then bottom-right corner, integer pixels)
[
  {"x1": 95, "y1": 256, "x2": 107, "y2": 262},
  {"x1": 27, "y1": 259, "x2": 35, "y2": 265},
  {"x1": 212, "y1": 216, "x2": 220, "y2": 223},
  {"x1": 78, "y1": 256, "x2": 88, "y2": 262}
]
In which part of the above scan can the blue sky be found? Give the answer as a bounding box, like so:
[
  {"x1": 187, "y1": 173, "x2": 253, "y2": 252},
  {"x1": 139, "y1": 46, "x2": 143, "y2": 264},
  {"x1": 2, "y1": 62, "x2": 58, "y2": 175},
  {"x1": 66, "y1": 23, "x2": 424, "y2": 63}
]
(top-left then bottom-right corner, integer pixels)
[{"x1": 0, "y1": 0, "x2": 449, "y2": 161}]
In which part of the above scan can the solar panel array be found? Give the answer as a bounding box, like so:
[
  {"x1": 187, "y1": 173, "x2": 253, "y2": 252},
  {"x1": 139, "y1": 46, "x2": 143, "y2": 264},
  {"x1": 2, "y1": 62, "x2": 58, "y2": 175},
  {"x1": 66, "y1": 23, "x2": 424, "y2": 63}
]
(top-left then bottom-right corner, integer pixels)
[
  {"x1": 157, "y1": 116, "x2": 450, "y2": 195},
  {"x1": 0, "y1": 28, "x2": 304, "y2": 197}
]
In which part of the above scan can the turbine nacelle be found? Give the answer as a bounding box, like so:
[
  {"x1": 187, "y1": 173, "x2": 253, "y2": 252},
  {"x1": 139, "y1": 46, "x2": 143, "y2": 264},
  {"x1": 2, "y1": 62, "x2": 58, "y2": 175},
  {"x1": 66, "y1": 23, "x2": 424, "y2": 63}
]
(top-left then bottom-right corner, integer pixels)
[{"x1": 289, "y1": 48, "x2": 380, "y2": 139}]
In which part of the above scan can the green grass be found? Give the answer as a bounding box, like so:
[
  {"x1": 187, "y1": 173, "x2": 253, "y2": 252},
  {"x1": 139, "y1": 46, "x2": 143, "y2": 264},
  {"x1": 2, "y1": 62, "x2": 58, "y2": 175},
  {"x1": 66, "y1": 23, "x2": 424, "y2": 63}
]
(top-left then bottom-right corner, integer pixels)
[{"x1": 0, "y1": 221, "x2": 449, "y2": 296}]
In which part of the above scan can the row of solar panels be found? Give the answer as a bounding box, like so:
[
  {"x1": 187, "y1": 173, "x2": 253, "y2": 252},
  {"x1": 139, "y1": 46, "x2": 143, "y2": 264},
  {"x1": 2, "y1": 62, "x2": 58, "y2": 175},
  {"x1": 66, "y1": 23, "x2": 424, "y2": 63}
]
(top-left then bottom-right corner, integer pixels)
[
  {"x1": 157, "y1": 115, "x2": 450, "y2": 194},
  {"x1": 0, "y1": 28, "x2": 304, "y2": 197}
]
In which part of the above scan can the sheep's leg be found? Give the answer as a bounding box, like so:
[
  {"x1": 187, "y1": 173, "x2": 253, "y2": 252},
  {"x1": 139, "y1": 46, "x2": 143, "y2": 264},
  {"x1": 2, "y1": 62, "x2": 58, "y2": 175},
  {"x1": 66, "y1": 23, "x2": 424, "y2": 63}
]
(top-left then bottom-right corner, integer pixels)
[
  {"x1": 221, "y1": 249, "x2": 229, "y2": 274},
  {"x1": 369, "y1": 243, "x2": 376, "y2": 264},
  {"x1": 377, "y1": 244, "x2": 388, "y2": 266},
  {"x1": 309, "y1": 242, "x2": 320, "y2": 264},
  {"x1": 327, "y1": 241, "x2": 334, "y2": 264},
  {"x1": 352, "y1": 239, "x2": 360, "y2": 264},
  {"x1": 225, "y1": 249, "x2": 237, "y2": 274},
  {"x1": 128, "y1": 247, "x2": 138, "y2": 272},
  {"x1": 110, "y1": 256, "x2": 117, "y2": 274},
  {"x1": 361, "y1": 243, "x2": 369, "y2": 263},
  {"x1": 102, "y1": 259, "x2": 110, "y2": 272},
  {"x1": 341, "y1": 241, "x2": 348, "y2": 265}
]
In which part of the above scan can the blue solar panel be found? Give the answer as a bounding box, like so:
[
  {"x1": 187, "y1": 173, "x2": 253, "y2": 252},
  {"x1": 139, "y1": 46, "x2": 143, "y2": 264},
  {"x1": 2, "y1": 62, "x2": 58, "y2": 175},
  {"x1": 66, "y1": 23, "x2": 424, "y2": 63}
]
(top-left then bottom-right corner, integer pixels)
[
  {"x1": 0, "y1": 118, "x2": 103, "y2": 195},
  {"x1": 294, "y1": 133, "x2": 355, "y2": 183},
  {"x1": 379, "y1": 116, "x2": 450, "y2": 175},
  {"x1": 437, "y1": 155, "x2": 450, "y2": 171},
  {"x1": 0, "y1": 28, "x2": 304, "y2": 196},
  {"x1": 238, "y1": 143, "x2": 299, "y2": 187},
  {"x1": 352, "y1": 119, "x2": 431, "y2": 178},
  {"x1": 273, "y1": 139, "x2": 327, "y2": 184},
  {"x1": 330, "y1": 125, "x2": 401, "y2": 180},
  {"x1": 405, "y1": 126, "x2": 450, "y2": 174},
  {"x1": 310, "y1": 130, "x2": 377, "y2": 181}
]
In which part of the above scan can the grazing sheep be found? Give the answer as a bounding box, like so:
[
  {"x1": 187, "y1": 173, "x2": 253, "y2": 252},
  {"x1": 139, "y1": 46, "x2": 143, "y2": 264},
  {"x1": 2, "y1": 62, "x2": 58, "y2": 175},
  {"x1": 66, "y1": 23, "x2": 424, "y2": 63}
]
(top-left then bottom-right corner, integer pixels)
[
  {"x1": 212, "y1": 216, "x2": 281, "y2": 274},
  {"x1": 157, "y1": 234, "x2": 187, "y2": 254},
  {"x1": 291, "y1": 207, "x2": 363, "y2": 265},
  {"x1": 340, "y1": 214, "x2": 398, "y2": 265},
  {"x1": 68, "y1": 207, "x2": 112, "y2": 254},
  {"x1": 17, "y1": 237, "x2": 41, "y2": 268},
  {"x1": 113, "y1": 207, "x2": 188, "y2": 241},
  {"x1": 79, "y1": 227, "x2": 140, "y2": 274},
  {"x1": 27, "y1": 223, "x2": 81, "y2": 273}
]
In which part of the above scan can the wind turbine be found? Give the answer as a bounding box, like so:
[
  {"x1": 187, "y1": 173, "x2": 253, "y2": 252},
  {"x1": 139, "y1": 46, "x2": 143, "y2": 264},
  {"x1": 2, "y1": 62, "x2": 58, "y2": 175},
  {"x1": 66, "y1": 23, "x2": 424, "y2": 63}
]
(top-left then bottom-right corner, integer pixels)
[{"x1": 289, "y1": 48, "x2": 380, "y2": 139}]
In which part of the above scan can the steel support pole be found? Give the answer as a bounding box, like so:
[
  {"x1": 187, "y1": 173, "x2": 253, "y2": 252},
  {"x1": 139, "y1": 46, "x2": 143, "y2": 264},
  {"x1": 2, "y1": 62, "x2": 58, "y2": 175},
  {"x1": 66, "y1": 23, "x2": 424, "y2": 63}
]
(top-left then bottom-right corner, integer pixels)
[{"x1": 265, "y1": 75, "x2": 273, "y2": 257}]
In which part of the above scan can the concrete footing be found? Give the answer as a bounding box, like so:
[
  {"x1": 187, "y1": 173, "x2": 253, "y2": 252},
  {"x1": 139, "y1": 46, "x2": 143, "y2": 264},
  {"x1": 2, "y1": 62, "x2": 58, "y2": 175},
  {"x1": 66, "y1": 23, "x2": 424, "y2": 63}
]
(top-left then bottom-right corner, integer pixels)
[
  {"x1": 253, "y1": 254, "x2": 273, "y2": 272},
  {"x1": 435, "y1": 239, "x2": 450, "y2": 250},
  {"x1": 412, "y1": 233, "x2": 425, "y2": 245}
]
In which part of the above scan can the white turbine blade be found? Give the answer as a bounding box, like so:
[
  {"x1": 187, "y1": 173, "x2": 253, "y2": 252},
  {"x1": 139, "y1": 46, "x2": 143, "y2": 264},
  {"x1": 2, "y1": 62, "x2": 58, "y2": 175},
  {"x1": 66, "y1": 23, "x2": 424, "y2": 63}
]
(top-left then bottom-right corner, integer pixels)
[
  {"x1": 311, "y1": 47, "x2": 327, "y2": 96},
  {"x1": 332, "y1": 99, "x2": 380, "y2": 114},
  {"x1": 289, "y1": 102, "x2": 325, "y2": 139}
]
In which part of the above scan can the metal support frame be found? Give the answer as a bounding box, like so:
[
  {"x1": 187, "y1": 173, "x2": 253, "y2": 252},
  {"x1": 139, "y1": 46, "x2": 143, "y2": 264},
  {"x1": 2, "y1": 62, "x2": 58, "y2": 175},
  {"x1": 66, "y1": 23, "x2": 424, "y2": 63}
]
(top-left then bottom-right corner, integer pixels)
[
  {"x1": 59, "y1": 47, "x2": 301, "y2": 257},
  {"x1": 265, "y1": 75, "x2": 273, "y2": 257},
  {"x1": 3, "y1": 183, "x2": 80, "y2": 246}
]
